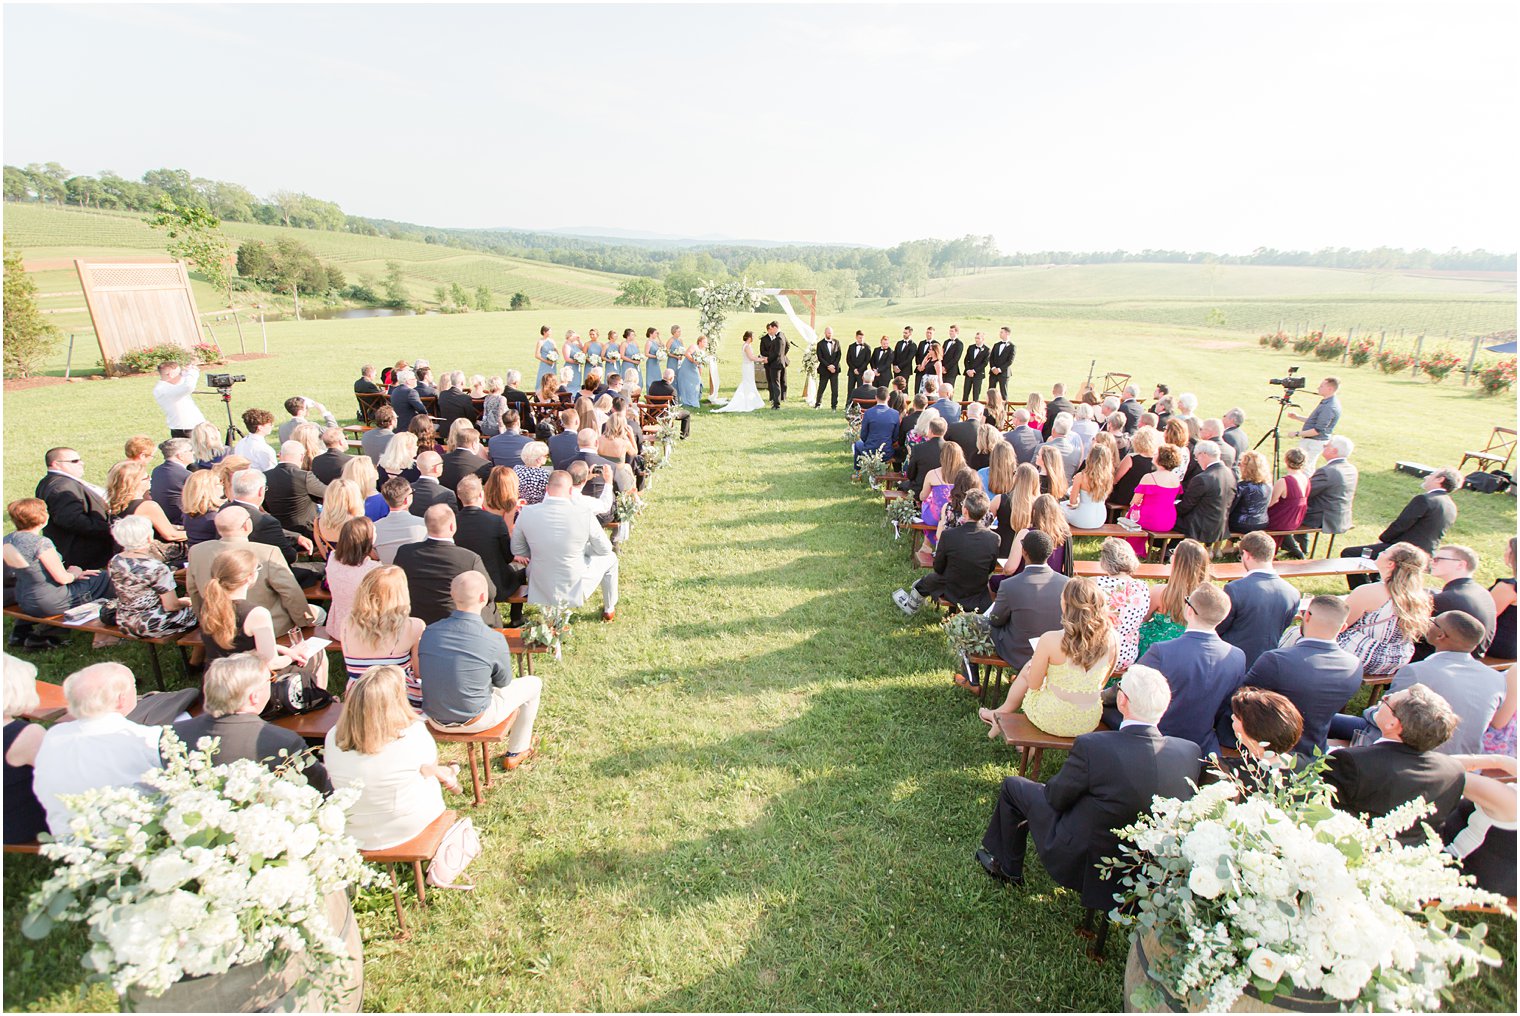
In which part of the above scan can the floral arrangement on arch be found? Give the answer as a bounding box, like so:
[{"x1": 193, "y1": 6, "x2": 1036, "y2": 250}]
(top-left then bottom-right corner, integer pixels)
[
  {"x1": 695, "y1": 278, "x2": 764, "y2": 354},
  {"x1": 1105, "y1": 761, "x2": 1508, "y2": 1013},
  {"x1": 21, "y1": 735, "x2": 376, "y2": 1003}
]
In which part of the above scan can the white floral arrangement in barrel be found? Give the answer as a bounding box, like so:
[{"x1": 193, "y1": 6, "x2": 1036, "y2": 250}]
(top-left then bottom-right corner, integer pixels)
[
  {"x1": 1106, "y1": 763, "x2": 1510, "y2": 1012},
  {"x1": 22, "y1": 734, "x2": 378, "y2": 1002}
]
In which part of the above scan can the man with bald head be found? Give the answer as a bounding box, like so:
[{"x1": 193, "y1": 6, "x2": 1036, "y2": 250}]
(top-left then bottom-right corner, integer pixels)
[
  {"x1": 408, "y1": 450, "x2": 459, "y2": 517},
  {"x1": 33, "y1": 662, "x2": 164, "y2": 835},
  {"x1": 392, "y1": 504, "x2": 498, "y2": 625},
  {"x1": 185, "y1": 505, "x2": 319, "y2": 631},
  {"x1": 263, "y1": 440, "x2": 326, "y2": 538},
  {"x1": 418, "y1": 572, "x2": 542, "y2": 767}
]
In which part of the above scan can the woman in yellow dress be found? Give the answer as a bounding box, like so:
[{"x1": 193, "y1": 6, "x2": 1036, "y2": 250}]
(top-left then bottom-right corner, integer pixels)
[{"x1": 979, "y1": 578, "x2": 1119, "y2": 738}]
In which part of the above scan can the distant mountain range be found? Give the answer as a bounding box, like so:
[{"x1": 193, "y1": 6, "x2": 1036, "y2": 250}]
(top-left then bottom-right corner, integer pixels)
[{"x1": 533, "y1": 226, "x2": 875, "y2": 250}]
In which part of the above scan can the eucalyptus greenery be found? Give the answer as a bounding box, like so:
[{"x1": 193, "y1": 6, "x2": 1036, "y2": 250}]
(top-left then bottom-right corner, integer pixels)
[{"x1": 695, "y1": 278, "x2": 763, "y2": 353}]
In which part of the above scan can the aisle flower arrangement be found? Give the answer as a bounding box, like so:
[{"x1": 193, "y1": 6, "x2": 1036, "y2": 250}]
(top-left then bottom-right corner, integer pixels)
[
  {"x1": 1106, "y1": 762, "x2": 1508, "y2": 1013},
  {"x1": 885, "y1": 495, "x2": 920, "y2": 536},
  {"x1": 521, "y1": 604, "x2": 574, "y2": 660},
  {"x1": 22, "y1": 736, "x2": 375, "y2": 1003},
  {"x1": 943, "y1": 611, "x2": 994, "y2": 657}
]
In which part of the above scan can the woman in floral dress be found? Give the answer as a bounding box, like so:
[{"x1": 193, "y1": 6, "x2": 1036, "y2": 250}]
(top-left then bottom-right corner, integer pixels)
[
  {"x1": 1091, "y1": 538, "x2": 1151, "y2": 671},
  {"x1": 107, "y1": 516, "x2": 196, "y2": 638}
]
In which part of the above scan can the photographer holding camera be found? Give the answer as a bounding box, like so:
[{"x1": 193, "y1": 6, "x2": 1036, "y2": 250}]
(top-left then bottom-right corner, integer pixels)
[
  {"x1": 153, "y1": 360, "x2": 206, "y2": 438},
  {"x1": 1286, "y1": 376, "x2": 1342, "y2": 464}
]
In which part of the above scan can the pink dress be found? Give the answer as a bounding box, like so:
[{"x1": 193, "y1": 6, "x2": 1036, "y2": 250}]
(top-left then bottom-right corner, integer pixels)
[{"x1": 1125, "y1": 481, "x2": 1179, "y2": 556}]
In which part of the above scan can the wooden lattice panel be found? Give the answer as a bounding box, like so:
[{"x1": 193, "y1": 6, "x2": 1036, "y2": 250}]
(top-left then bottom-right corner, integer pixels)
[{"x1": 75, "y1": 257, "x2": 205, "y2": 375}]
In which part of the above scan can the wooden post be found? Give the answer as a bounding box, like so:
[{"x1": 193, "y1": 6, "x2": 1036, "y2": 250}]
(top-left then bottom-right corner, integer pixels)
[
  {"x1": 259, "y1": 310, "x2": 268, "y2": 353},
  {"x1": 1343, "y1": 324, "x2": 1355, "y2": 362},
  {"x1": 232, "y1": 309, "x2": 246, "y2": 355},
  {"x1": 1412, "y1": 333, "x2": 1424, "y2": 377},
  {"x1": 64, "y1": 333, "x2": 75, "y2": 380},
  {"x1": 1376, "y1": 330, "x2": 1385, "y2": 360},
  {"x1": 291, "y1": 284, "x2": 301, "y2": 322},
  {"x1": 1463, "y1": 335, "x2": 1480, "y2": 386}
]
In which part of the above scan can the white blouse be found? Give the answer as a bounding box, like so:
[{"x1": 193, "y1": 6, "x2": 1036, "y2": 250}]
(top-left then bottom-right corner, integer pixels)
[{"x1": 324, "y1": 720, "x2": 445, "y2": 851}]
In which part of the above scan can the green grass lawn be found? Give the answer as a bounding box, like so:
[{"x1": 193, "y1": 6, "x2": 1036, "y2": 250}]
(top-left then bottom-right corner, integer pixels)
[{"x1": 2, "y1": 311, "x2": 1515, "y2": 1011}]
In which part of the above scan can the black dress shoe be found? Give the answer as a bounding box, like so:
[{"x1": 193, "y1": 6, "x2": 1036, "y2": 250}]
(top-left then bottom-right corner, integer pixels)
[
  {"x1": 20, "y1": 636, "x2": 66, "y2": 652},
  {"x1": 975, "y1": 848, "x2": 1024, "y2": 886}
]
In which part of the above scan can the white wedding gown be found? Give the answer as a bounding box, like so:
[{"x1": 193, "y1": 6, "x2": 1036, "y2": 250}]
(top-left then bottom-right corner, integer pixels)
[{"x1": 713, "y1": 344, "x2": 765, "y2": 413}]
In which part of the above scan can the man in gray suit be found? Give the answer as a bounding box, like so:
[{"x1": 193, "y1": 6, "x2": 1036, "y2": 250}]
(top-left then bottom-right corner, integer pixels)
[
  {"x1": 1217, "y1": 532, "x2": 1300, "y2": 667},
  {"x1": 510, "y1": 470, "x2": 619, "y2": 621},
  {"x1": 1038, "y1": 412, "x2": 1084, "y2": 477},
  {"x1": 961, "y1": 531, "x2": 1068, "y2": 692},
  {"x1": 927, "y1": 380, "x2": 962, "y2": 424},
  {"x1": 1286, "y1": 435, "x2": 1357, "y2": 558},
  {"x1": 1002, "y1": 408, "x2": 1042, "y2": 465},
  {"x1": 185, "y1": 507, "x2": 320, "y2": 632}
]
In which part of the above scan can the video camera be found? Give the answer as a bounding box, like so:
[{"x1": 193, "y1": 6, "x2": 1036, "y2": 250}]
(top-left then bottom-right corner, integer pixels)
[
  {"x1": 206, "y1": 373, "x2": 247, "y2": 390},
  {"x1": 1270, "y1": 366, "x2": 1306, "y2": 392}
]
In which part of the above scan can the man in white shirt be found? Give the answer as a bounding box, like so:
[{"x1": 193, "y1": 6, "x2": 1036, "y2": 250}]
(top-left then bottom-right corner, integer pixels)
[
  {"x1": 152, "y1": 360, "x2": 206, "y2": 438},
  {"x1": 566, "y1": 460, "x2": 614, "y2": 519},
  {"x1": 277, "y1": 396, "x2": 339, "y2": 444},
  {"x1": 33, "y1": 663, "x2": 164, "y2": 836},
  {"x1": 373, "y1": 477, "x2": 427, "y2": 564},
  {"x1": 232, "y1": 407, "x2": 278, "y2": 471}
]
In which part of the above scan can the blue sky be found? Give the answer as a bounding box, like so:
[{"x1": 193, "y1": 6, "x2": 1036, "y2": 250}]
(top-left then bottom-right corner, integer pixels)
[{"x1": 3, "y1": 2, "x2": 1516, "y2": 253}]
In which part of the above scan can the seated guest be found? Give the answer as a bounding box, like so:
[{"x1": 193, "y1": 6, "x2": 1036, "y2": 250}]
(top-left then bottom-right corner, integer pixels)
[
  {"x1": 341, "y1": 567, "x2": 426, "y2": 705},
  {"x1": 312, "y1": 479, "x2": 364, "y2": 559},
  {"x1": 1109, "y1": 583, "x2": 1244, "y2": 755},
  {"x1": 945, "y1": 403, "x2": 985, "y2": 465},
  {"x1": 354, "y1": 363, "x2": 382, "y2": 395},
  {"x1": 33, "y1": 663, "x2": 163, "y2": 835},
  {"x1": 1121, "y1": 441, "x2": 1182, "y2": 559},
  {"x1": 1442, "y1": 754, "x2": 1517, "y2": 898},
  {"x1": 1035, "y1": 445, "x2": 1069, "y2": 501},
  {"x1": 502, "y1": 369, "x2": 536, "y2": 432},
  {"x1": 3, "y1": 497, "x2": 115, "y2": 616},
  {"x1": 1038, "y1": 412, "x2": 1083, "y2": 478},
  {"x1": 4, "y1": 654, "x2": 48, "y2": 844},
  {"x1": 231, "y1": 407, "x2": 278, "y2": 471},
  {"x1": 419, "y1": 572, "x2": 541, "y2": 770},
  {"x1": 414, "y1": 365, "x2": 437, "y2": 399},
  {"x1": 388, "y1": 368, "x2": 427, "y2": 433},
  {"x1": 892, "y1": 491, "x2": 1000, "y2": 615},
  {"x1": 1285, "y1": 436, "x2": 1357, "y2": 557},
  {"x1": 487, "y1": 409, "x2": 532, "y2": 470},
  {"x1": 189, "y1": 423, "x2": 230, "y2": 472},
  {"x1": 1090, "y1": 537, "x2": 1150, "y2": 670},
  {"x1": 409, "y1": 451, "x2": 459, "y2": 517},
  {"x1": 310, "y1": 428, "x2": 350, "y2": 485},
  {"x1": 323, "y1": 517, "x2": 381, "y2": 642},
  {"x1": 1228, "y1": 450, "x2": 1272, "y2": 534},
  {"x1": 263, "y1": 441, "x2": 326, "y2": 539},
  {"x1": 927, "y1": 380, "x2": 961, "y2": 424},
  {"x1": 221, "y1": 468, "x2": 317, "y2": 588},
  {"x1": 376, "y1": 432, "x2": 420, "y2": 486},
  {"x1": 478, "y1": 376, "x2": 507, "y2": 437},
  {"x1": 372, "y1": 478, "x2": 427, "y2": 565},
  {"x1": 1110, "y1": 426, "x2": 1155, "y2": 511},
  {"x1": 1241, "y1": 595, "x2": 1362, "y2": 756},
  {"x1": 847, "y1": 369, "x2": 879, "y2": 405},
  {"x1": 149, "y1": 438, "x2": 193, "y2": 527},
  {"x1": 1488, "y1": 537, "x2": 1516, "y2": 664},
  {"x1": 1220, "y1": 408, "x2": 1248, "y2": 461},
  {"x1": 1337, "y1": 612, "x2": 1506, "y2": 755},
  {"x1": 854, "y1": 388, "x2": 897, "y2": 466},
  {"x1": 172, "y1": 653, "x2": 331, "y2": 793},
  {"x1": 360, "y1": 405, "x2": 397, "y2": 461},
  {"x1": 278, "y1": 396, "x2": 338, "y2": 445},
  {"x1": 198, "y1": 549, "x2": 327, "y2": 695},
  {"x1": 1135, "y1": 537, "x2": 1210, "y2": 656},
  {"x1": 437, "y1": 370, "x2": 479, "y2": 432},
  {"x1": 1266, "y1": 447, "x2": 1311, "y2": 555},
  {"x1": 575, "y1": 429, "x2": 631, "y2": 497},
  {"x1": 1003, "y1": 408, "x2": 1042, "y2": 466},
  {"x1": 1061, "y1": 442, "x2": 1114, "y2": 530},
  {"x1": 567, "y1": 461, "x2": 615, "y2": 523},
  {"x1": 441, "y1": 427, "x2": 492, "y2": 492},
  {"x1": 979, "y1": 577, "x2": 1119, "y2": 738},
  {"x1": 179, "y1": 470, "x2": 227, "y2": 547},
  {"x1": 899, "y1": 415, "x2": 948, "y2": 495},
  {"x1": 341, "y1": 455, "x2": 387, "y2": 522},
  {"x1": 288, "y1": 422, "x2": 324, "y2": 473},
  {"x1": 1069, "y1": 403, "x2": 1099, "y2": 455},
  {"x1": 394, "y1": 505, "x2": 498, "y2": 626},
  {"x1": 105, "y1": 460, "x2": 187, "y2": 558},
  {"x1": 984, "y1": 450, "x2": 1033, "y2": 561},
  {"x1": 323, "y1": 664, "x2": 460, "y2": 851},
  {"x1": 975, "y1": 665, "x2": 1202, "y2": 898},
  {"x1": 547, "y1": 409, "x2": 582, "y2": 470},
  {"x1": 513, "y1": 442, "x2": 553, "y2": 507},
  {"x1": 1174, "y1": 440, "x2": 1235, "y2": 546},
  {"x1": 1338, "y1": 542, "x2": 1431, "y2": 679},
  {"x1": 964, "y1": 530, "x2": 1069, "y2": 688},
  {"x1": 1341, "y1": 468, "x2": 1460, "y2": 579},
  {"x1": 511, "y1": 470, "x2": 618, "y2": 621},
  {"x1": 187, "y1": 507, "x2": 317, "y2": 636},
  {"x1": 454, "y1": 475, "x2": 525, "y2": 621},
  {"x1": 1217, "y1": 531, "x2": 1300, "y2": 666},
  {"x1": 107, "y1": 516, "x2": 196, "y2": 639},
  {"x1": 483, "y1": 467, "x2": 521, "y2": 530},
  {"x1": 647, "y1": 372, "x2": 690, "y2": 440},
  {"x1": 1413, "y1": 545, "x2": 1496, "y2": 660},
  {"x1": 998, "y1": 494, "x2": 1074, "y2": 580},
  {"x1": 1226, "y1": 687, "x2": 1306, "y2": 772},
  {"x1": 1323, "y1": 684, "x2": 1464, "y2": 846}
]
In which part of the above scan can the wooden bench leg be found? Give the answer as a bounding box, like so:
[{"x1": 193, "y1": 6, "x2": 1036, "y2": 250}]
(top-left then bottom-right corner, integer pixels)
[
  {"x1": 413, "y1": 860, "x2": 427, "y2": 905},
  {"x1": 145, "y1": 644, "x2": 165, "y2": 691},
  {"x1": 482, "y1": 741, "x2": 494, "y2": 790},
  {"x1": 1029, "y1": 748, "x2": 1044, "y2": 780},
  {"x1": 388, "y1": 863, "x2": 407, "y2": 932},
  {"x1": 1367, "y1": 683, "x2": 1387, "y2": 706},
  {"x1": 465, "y1": 743, "x2": 484, "y2": 807}
]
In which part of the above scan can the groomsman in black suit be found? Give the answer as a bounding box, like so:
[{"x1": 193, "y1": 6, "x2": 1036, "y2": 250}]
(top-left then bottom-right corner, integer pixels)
[
  {"x1": 846, "y1": 331, "x2": 872, "y2": 394},
  {"x1": 814, "y1": 327, "x2": 842, "y2": 410},
  {"x1": 961, "y1": 331, "x2": 990, "y2": 402},
  {"x1": 988, "y1": 326, "x2": 1016, "y2": 399},
  {"x1": 869, "y1": 335, "x2": 894, "y2": 384},
  {"x1": 892, "y1": 327, "x2": 917, "y2": 387},
  {"x1": 760, "y1": 321, "x2": 789, "y2": 409},
  {"x1": 941, "y1": 324, "x2": 964, "y2": 396},
  {"x1": 914, "y1": 326, "x2": 937, "y2": 393}
]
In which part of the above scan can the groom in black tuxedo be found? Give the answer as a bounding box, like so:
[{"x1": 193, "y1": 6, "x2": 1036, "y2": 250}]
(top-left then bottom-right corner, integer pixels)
[
  {"x1": 846, "y1": 330, "x2": 871, "y2": 394},
  {"x1": 760, "y1": 321, "x2": 789, "y2": 409},
  {"x1": 814, "y1": 327, "x2": 842, "y2": 410}
]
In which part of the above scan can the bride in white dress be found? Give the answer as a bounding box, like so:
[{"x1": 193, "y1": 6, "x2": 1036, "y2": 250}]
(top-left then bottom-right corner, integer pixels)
[{"x1": 713, "y1": 332, "x2": 766, "y2": 413}]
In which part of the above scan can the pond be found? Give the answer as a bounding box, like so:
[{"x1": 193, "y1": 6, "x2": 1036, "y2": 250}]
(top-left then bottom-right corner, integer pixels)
[{"x1": 303, "y1": 306, "x2": 419, "y2": 320}]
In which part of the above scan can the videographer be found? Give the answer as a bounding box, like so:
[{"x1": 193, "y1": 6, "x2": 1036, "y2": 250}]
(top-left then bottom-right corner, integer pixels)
[
  {"x1": 1286, "y1": 376, "x2": 1342, "y2": 464},
  {"x1": 153, "y1": 360, "x2": 206, "y2": 439}
]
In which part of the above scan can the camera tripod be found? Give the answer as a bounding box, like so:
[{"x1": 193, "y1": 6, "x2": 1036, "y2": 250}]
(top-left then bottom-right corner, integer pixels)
[
  {"x1": 1255, "y1": 392, "x2": 1299, "y2": 481},
  {"x1": 198, "y1": 387, "x2": 245, "y2": 446}
]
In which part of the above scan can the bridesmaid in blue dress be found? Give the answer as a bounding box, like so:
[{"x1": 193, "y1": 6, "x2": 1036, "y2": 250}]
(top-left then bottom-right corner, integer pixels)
[
  {"x1": 644, "y1": 327, "x2": 665, "y2": 389},
  {"x1": 584, "y1": 330, "x2": 605, "y2": 385},
  {"x1": 675, "y1": 336, "x2": 703, "y2": 407},
  {"x1": 533, "y1": 329, "x2": 559, "y2": 389},
  {"x1": 666, "y1": 326, "x2": 687, "y2": 376},
  {"x1": 621, "y1": 329, "x2": 643, "y2": 385},
  {"x1": 563, "y1": 331, "x2": 585, "y2": 391}
]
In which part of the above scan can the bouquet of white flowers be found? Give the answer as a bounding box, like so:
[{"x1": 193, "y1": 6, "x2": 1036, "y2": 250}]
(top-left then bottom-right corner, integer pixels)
[
  {"x1": 1107, "y1": 762, "x2": 1509, "y2": 1012},
  {"x1": 521, "y1": 604, "x2": 574, "y2": 660},
  {"x1": 587, "y1": 353, "x2": 603, "y2": 368},
  {"x1": 605, "y1": 348, "x2": 622, "y2": 365},
  {"x1": 571, "y1": 351, "x2": 587, "y2": 365},
  {"x1": 544, "y1": 349, "x2": 561, "y2": 365},
  {"x1": 689, "y1": 347, "x2": 712, "y2": 367},
  {"x1": 801, "y1": 345, "x2": 819, "y2": 381},
  {"x1": 856, "y1": 447, "x2": 889, "y2": 487},
  {"x1": 23, "y1": 734, "x2": 378, "y2": 1003}
]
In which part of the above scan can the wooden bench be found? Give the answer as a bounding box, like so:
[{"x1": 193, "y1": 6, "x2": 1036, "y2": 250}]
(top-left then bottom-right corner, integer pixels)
[
  {"x1": 2, "y1": 606, "x2": 184, "y2": 689},
  {"x1": 3, "y1": 842, "x2": 42, "y2": 855},
  {"x1": 998, "y1": 714, "x2": 1082, "y2": 779},
  {"x1": 1071, "y1": 524, "x2": 1333, "y2": 561},
  {"x1": 270, "y1": 700, "x2": 346, "y2": 745},
  {"x1": 1458, "y1": 426, "x2": 1516, "y2": 473},
  {"x1": 22, "y1": 680, "x2": 67, "y2": 722},
  {"x1": 967, "y1": 654, "x2": 1009, "y2": 703},
  {"x1": 426, "y1": 710, "x2": 521, "y2": 806},
  {"x1": 360, "y1": 809, "x2": 459, "y2": 933},
  {"x1": 495, "y1": 628, "x2": 547, "y2": 679}
]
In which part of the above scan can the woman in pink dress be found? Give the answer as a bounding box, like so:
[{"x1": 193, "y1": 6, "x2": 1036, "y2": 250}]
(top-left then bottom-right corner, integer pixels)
[
  {"x1": 1124, "y1": 443, "x2": 1183, "y2": 558},
  {"x1": 1266, "y1": 446, "x2": 1311, "y2": 553}
]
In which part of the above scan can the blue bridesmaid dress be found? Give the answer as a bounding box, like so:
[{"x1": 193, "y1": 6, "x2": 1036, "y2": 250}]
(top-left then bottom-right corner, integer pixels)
[
  {"x1": 674, "y1": 345, "x2": 702, "y2": 407},
  {"x1": 534, "y1": 337, "x2": 558, "y2": 389},
  {"x1": 645, "y1": 337, "x2": 665, "y2": 389},
  {"x1": 623, "y1": 340, "x2": 643, "y2": 386},
  {"x1": 585, "y1": 340, "x2": 604, "y2": 383},
  {"x1": 565, "y1": 339, "x2": 584, "y2": 390}
]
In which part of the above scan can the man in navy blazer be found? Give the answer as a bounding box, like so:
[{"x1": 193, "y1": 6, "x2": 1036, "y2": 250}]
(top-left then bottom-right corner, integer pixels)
[
  {"x1": 487, "y1": 410, "x2": 532, "y2": 469},
  {"x1": 854, "y1": 388, "x2": 898, "y2": 466},
  {"x1": 1218, "y1": 532, "x2": 1301, "y2": 667},
  {"x1": 149, "y1": 438, "x2": 193, "y2": 527},
  {"x1": 1237, "y1": 595, "x2": 1363, "y2": 756},
  {"x1": 388, "y1": 368, "x2": 427, "y2": 433},
  {"x1": 976, "y1": 665, "x2": 1202, "y2": 906},
  {"x1": 1106, "y1": 584, "x2": 1245, "y2": 754}
]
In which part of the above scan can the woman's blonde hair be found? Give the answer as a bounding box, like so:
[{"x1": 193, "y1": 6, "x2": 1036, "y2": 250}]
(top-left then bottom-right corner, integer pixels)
[
  {"x1": 319, "y1": 479, "x2": 365, "y2": 541},
  {"x1": 1007, "y1": 463, "x2": 1040, "y2": 533},
  {"x1": 1090, "y1": 432, "x2": 1119, "y2": 464},
  {"x1": 1060, "y1": 577, "x2": 1118, "y2": 671},
  {"x1": 341, "y1": 455, "x2": 379, "y2": 499},
  {"x1": 3, "y1": 652, "x2": 40, "y2": 721},
  {"x1": 976, "y1": 423, "x2": 1000, "y2": 456},
  {"x1": 1026, "y1": 392, "x2": 1045, "y2": 419},
  {"x1": 445, "y1": 417, "x2": 474, "y2": 452},
  {"x1": 332, "y1": 664, "x2": 415, "y2": 755},
  {"x1": 936, "y1": 440, "x2": 967, "y2": 482},
  {"x1": 485, "y1": 375, "x2": 504, "y2": 395},
  {"x1": 1160, "y1": 539, "x2": 1212, "y2": 624},
  {"x1": 1099, "y1": 536, "x2": 1139, "y2": 576},
  {"x1": 1080, "y1": 443, "x2": 1116, "y2": 505},
  {"x1": 105, "y1": 460, "x2": 148, "y2": 516},
  {"x1": 213, "y1": 455, "x2": 251, "y2": 499},
  {"x1": 520, "y1": 441, "x2": 549, "y2": 468},
  {"x1": 1239, "y1": 450, "x2": 1270, "y2": 485},
  {"x1": 575, "y1": 396, "x2": 596, "y2": 434},
  {"x1": 202, "y1": 548, "x2": 257, "y2": 650},
  {"x1": 985, "y1": 389, "x2": 1007, "y2": 430},
  {"x1": 345, "y1": 566, "x2": 412, "y2": 648},
  {"x1": 1039, "y1": 445, "x2": 1069, "y2": 501},
  {"x1": 377, "y1": 432, "x2": 418, "y2": 474},
  {"x1": 539, "y1": 373, "x2": 561, "y2": 400},
  {"x1": 1130, "y1": 426, "x2": 1160, "y2": 457},
  {"x1": 1381, "y1": 542, "x2": 1434, "y2": 642},
  {"x1": 290, "y1": 422, "x2": 322, "y2": 469},
  {"x1": 1030, "y1": 493, "x2": 1071, "y2": 548},
  {"x1": 190, "y1": 422, "x2": 226, "y2": 462},
  {"x1": 986, "y1": 442, "x2": 1017, "y2": 496},
  {"x1": 180, "y1": 469, "x2": 225, "y2": 518}
]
